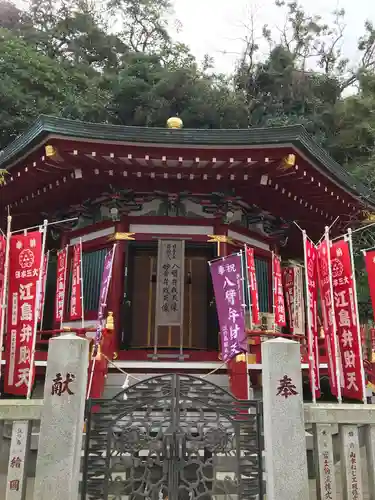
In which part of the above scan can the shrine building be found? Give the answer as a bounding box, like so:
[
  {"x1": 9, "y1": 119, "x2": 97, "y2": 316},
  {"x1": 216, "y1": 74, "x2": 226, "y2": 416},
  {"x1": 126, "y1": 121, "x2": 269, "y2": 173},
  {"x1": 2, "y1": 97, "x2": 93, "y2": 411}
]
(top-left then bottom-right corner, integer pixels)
[{"x1": 1, "y1": 114, "x2": 374, "y2": 400}]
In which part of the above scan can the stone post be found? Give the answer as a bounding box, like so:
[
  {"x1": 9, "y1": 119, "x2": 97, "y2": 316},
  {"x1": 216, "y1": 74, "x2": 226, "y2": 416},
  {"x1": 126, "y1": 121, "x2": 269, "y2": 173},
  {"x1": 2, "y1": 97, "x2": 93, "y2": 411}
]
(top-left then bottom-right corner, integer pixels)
[
  {"x1": 262, "y1": 338, "x2": 309, "y2": 499},
  {"x1": 33, "y1": 333, "x2": 89, "y2": 500},
  {"x1": 6, "y1": 420, "x2": 31, "y2": 500}
]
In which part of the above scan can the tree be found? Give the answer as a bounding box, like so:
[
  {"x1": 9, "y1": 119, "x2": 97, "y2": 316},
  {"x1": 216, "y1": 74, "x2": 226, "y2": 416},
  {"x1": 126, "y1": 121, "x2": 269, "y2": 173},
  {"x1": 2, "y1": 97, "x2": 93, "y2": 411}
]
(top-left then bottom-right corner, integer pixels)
[
  {"x1": 110, "y1": 52, "x2": 248, "y2": 128},
  {"x1": 0, "y1": 28, "x2": 111, "y2": 148}
]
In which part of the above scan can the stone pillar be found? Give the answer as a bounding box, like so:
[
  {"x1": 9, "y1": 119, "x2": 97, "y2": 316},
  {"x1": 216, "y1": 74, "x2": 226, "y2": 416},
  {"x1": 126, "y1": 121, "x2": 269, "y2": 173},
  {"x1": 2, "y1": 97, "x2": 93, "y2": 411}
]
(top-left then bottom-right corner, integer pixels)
[
  {"x1": 33, "y1": 333, "x2": 89, "y2": 500},
  {"x1": 262, "y1": 338, "x2": 309, "y2": 499}
]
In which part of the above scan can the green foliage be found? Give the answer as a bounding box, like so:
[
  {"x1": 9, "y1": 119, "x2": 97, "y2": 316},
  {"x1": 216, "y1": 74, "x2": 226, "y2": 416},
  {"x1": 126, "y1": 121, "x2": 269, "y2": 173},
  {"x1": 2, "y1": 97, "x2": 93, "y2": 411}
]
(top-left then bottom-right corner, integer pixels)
[{"x1": 0, "y1": 28, "x2": 111, "y2": 146}]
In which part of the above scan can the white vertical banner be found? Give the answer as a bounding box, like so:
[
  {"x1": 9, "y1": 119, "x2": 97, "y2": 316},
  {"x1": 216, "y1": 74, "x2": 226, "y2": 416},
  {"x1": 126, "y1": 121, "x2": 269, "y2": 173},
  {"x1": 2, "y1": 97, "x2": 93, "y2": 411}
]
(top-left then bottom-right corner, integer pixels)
[
  {"x1": 293, "y1": 265, "x2": 305, "y2": 335},
  {"x1": 155, "y1": 240, "x2": 185, "y2": 327}
]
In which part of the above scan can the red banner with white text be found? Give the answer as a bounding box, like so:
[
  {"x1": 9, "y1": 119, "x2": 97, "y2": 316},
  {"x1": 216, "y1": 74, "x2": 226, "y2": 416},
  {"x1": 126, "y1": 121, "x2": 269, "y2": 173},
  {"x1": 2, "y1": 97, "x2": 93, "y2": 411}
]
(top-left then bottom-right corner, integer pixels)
[
  {"x1": 70, "y1": 244, "x2": 82, "y2": 320},
  {"x1": 304, "y1": 239, "x2": 321, "y2": 399},
  {"x1": 330, "y1": 240, "x2": 364, "y2": 401},
  {"x1": 364, "y1": 250, "x2": 375, "y2": 323},
  {"x1": 317, "y1": 240, "x2": 338, "y2": 396},
  {"x1": 245, "y1": 246, "x2": 260, "y2": 325},
  {"x1": 0, "y1": 236, "x2": 5, "y2": 330},
  {"x1": 282, "y1": 267, "x2": 295, "y2": 332},
  {"x1": 4, "y1": 231, "x2": 42, "y2": 395},
  {"x1": 273, "y1": 254, "x2": 286, "y2": 326},
  {"x1": 54, "y1": 248, "x2": 67, "y2": 324}
]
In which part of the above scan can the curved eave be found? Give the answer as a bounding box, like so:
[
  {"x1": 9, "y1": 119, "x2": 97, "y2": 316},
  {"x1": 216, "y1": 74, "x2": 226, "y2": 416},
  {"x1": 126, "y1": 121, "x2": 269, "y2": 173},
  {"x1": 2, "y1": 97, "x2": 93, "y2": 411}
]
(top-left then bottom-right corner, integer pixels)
[{"x1": 1, "y1": 114, "x2": 374, "y2": 209}]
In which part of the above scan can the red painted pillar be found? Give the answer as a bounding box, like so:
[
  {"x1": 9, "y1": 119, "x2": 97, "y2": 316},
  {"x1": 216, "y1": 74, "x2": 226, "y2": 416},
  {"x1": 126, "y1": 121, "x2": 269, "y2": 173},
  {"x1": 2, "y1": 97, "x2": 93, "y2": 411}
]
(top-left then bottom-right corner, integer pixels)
[
  {"x1": 107, "y1": 217, "x2": 129, "y2": 354},
  {"x1": 228, "y1": 355, "x2": 249, "y2": 399}
]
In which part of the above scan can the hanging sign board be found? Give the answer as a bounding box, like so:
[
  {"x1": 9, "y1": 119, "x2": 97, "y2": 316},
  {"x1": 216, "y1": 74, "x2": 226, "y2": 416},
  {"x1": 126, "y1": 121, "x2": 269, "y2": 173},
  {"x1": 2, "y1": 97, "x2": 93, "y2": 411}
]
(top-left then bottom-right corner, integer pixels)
[{"x1": 155, "y1": 240, "x2": 185, "y2": 327}]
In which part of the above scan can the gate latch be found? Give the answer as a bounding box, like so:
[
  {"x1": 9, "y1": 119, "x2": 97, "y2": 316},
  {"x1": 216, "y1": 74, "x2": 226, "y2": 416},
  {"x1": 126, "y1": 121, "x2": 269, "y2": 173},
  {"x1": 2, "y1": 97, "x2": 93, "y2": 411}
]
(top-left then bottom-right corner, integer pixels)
[
  {"x1": 175, "y1": 432, "x2": 186, "y2": 460},
  {"x1": 163, "y1": 432, "x2": 174, "y2": 459}
]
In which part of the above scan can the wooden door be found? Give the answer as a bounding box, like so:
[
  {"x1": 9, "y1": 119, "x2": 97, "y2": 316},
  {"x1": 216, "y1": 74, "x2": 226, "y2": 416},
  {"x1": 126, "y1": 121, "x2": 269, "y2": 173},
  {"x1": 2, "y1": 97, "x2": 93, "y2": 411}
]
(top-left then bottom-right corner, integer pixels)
[{"x1": 126, "y1": 244, "x2": 213, "y2": 350}]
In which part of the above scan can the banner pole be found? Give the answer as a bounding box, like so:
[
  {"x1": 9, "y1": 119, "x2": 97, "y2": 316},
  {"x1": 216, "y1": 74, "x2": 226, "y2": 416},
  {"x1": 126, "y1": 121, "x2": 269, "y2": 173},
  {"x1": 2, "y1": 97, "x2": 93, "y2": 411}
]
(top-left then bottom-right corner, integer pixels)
[
  {"x1": 60, "y1": 245, "x2": 68, "y2": 330},
  {"x1": 79, "y1": 238, "x2": 85, "y2": 329},
  {"x1": 87, "y1": 243, "x2": 117, "y2": 399},
  {"x1": 11, "y1": 217, "x2": 78, "y2": 235},
  {"x1": 325, "y1": 226, "x2": 342, "y2": 403},
  {"x1": 271, "y1": 251, "x2": 276, "y2": 333},
  {"x1": 179, "y1": 240, "x2": 185, "y2": 360},
  {"x1": 39, "y1": 251, "x2": 49, "y2": 332},
  {"x1": 303, "y1": 230, "x2": 317, "y2": 404},
  {"x1": 244, "y1": 246, "x2": 253, "y2": 331},
  {"x1": 27, "y1": 219, "x2": 48, "y2": 400},
  {"x1": 153, "y1": 239, "x2": 162, "y2": 360},
  {"x1": 0, "y1": 215, "x2": 12, "y2": 384},
  {"x1": 241, "y1": 247, "x2": 253, "y2": 399},
  {"x1": 347, "y1": 228, "x2": 367, "y2": 404}
]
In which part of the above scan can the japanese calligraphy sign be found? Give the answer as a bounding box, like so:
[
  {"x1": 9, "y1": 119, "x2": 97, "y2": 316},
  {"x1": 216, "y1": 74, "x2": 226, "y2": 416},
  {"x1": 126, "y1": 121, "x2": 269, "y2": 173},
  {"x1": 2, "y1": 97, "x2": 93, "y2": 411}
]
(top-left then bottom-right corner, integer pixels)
[
  {"x1": 282, "y1": 266, "x2": 305, "y2": 334},
  {"x1": 364, "y1": 250, "x2": 375, "y2": 323},
  {"x1": 54, "y1": 247, "x2": 67, "y2": 324},
  {"x1": 4, "y1": 231, "x2": 42, "y2": 395},
  {"x1": 0, "y1": 235, "x2": 5, "y2": 329},
  {"x1": 155, "y1": 240, "x2": 185, "y2": 326},
  {"x1": 276, "y1": 375, "x2": 298, "y2": 398},
  {"x1": 37, "y1": 252, "x2": 48, "y2": 322},
  {"x1": 245, "y1": 246, "x2": 260, "y2": 324},
  {"x1": 70, "y1": 243, "x2": 82, "y2": 320},
  {"x1": 317, "y1": 240, "x2": 338, "y2": 397},
  {"x1": 51, "y1": 372, "x2": 75, "y2": 396},
  {"x1": 330, "y1": 240, "x2": 364, "y2": 401},
  {"x1": 304, "y1": 238, "x2": 321, "y2": 399},
  {"x1": 272, "y1": 254, "x2": 286, "y2": 326},
  {"x1": 282, "y1": 267, "x2": 296, "y2": 332},
  {"x1": 293, "y1": 266, "x2": 305, "y2": 335},
  {"x1": 210, "y1": 253, "x2": 247, "y2": 363},
  {"x1": 6, "y1": 420, "x2": 30, "y2": 500}
]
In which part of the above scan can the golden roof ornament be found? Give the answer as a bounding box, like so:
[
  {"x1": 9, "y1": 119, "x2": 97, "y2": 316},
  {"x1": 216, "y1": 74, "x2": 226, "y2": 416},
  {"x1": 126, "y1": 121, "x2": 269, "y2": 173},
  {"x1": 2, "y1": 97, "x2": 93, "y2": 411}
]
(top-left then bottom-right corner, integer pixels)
[
  {"x1": 45, "y1": 144, "x2": 57, "y2": 157},
  {"x1": 167, "y1": 116, "x2": 183, "y2": 129},
  {"x1": 279, "y1": 153, "x2": 296, "y2": 170},
  {"x1": 0, "y1": 169, "x2": 8, "y2": 186}
]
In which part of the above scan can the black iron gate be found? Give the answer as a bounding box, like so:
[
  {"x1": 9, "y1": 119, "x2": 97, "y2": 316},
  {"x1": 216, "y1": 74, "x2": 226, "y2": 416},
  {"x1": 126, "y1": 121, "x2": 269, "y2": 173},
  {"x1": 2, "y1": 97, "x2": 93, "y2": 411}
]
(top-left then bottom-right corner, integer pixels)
[{"x1": 81, "y1": 374, "x2": 263, "y2": 500}]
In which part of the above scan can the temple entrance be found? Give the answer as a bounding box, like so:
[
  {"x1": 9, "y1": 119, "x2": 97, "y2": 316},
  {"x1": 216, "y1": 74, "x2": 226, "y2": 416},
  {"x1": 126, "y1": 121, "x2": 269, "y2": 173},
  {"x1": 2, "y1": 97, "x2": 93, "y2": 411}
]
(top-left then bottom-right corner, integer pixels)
[
  {"x1": 81, "y1": 374, "x2": 263, "y2": 500},
  {"x1": 122, "y1": 243, "x2": 217, "y2": 351}
]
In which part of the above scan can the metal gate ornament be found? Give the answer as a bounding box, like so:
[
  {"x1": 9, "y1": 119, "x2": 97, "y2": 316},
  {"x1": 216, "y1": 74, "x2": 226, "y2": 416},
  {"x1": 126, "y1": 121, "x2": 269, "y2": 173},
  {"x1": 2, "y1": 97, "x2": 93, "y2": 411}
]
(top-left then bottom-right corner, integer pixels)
[{"x1": 82, "y1": 374, "x2": 263, "y2": 500}]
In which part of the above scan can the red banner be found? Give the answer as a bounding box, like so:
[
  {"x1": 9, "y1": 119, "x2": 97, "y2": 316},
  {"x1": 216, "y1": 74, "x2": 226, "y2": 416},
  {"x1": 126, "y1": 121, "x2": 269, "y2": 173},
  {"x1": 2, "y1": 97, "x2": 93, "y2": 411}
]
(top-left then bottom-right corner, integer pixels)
[
  {"x1": 38, "y1": 253, "x2": 48, "y2": 322},
  {"x1": 273, "y1": 254, "x2": 286, "y2": 326},
  {"x1": 282, "y1": 267, "x2": 295, "y2": 332},
  {"x1": 371, "y1": 328, "x2": 375, "y2": 363},
  {"x1": 304, "y1": 238, "x2": 321, "y2": 399},
  {"x1": 70, "y1": 244, "x2": 82, "y2": 320},
  {"x1": 317, "y1": 240, "x2": 338, "y2": 396},
  {"x1": 54, "y1": 248, "x2": 67, "y2": 324},
  {"x1": 364, "y1": 250, "x2": 375, "y2": 322},
  {"x1": 245, "y1": 247, "x2": 260, "y2": 324},
  {"x1": 0, "y1": 235, "x2": 5, "y2": 329},
  {"x1": 331, "y1": 240, "x2": 364, "y2": 401},
  {"x1": 4, "y1": 231, "x2": 42, "y2": 395}
]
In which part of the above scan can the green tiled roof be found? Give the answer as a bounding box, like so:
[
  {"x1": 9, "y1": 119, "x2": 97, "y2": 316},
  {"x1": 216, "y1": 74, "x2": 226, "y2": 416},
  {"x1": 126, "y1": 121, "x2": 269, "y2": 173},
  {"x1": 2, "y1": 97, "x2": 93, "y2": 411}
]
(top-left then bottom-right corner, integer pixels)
[{"x1": 0, "y1": 115, "x2": 373, "y2": 207}]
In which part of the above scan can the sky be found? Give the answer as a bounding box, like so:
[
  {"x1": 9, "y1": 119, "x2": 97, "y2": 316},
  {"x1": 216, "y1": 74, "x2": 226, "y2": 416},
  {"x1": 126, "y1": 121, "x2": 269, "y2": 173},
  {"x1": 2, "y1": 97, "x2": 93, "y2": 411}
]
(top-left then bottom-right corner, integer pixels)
[{"x1": 172, "y1": 0, "x2": 375, "y2": 74}]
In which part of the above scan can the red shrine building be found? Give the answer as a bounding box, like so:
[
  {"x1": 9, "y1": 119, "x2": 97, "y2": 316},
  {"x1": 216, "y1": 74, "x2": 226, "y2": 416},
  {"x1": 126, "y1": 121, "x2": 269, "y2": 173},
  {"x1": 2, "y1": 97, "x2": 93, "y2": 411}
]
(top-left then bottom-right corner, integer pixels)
[{"x1": 1, "y1": 114, "x2": 374, "y2": 399}]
